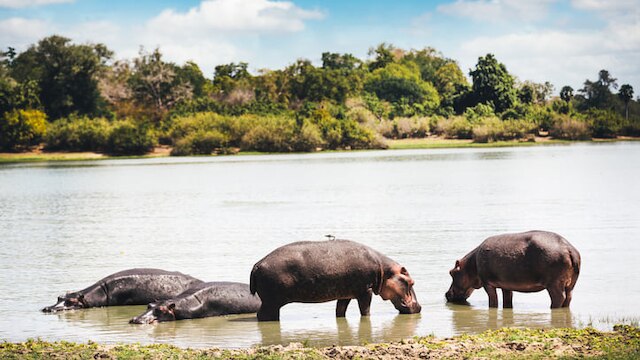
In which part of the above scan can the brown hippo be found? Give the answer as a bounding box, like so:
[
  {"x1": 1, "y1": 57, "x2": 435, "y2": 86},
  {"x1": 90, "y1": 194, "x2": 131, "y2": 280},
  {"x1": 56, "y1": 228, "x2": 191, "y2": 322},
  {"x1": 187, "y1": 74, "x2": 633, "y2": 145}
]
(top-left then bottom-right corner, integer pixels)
[
  {"x1": 250, "y1": 239, "x2": 421, "y2": 321},
  {"x1": 446, "y1": 231, "x2": 581, "y2": 308}
]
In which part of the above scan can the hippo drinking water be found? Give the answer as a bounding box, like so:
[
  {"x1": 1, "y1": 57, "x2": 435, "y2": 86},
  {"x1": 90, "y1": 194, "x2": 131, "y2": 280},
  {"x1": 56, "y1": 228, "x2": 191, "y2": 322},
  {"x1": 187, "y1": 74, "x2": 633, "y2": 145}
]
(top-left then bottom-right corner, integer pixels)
[
  {"x1": 250, "y1": 239, "x2": 421, "y2": 321},
  {"x1": 445, "y1": 231, "x2": 581, "y2": 308},
  {"x1": 42, "y1": 268, "x2": 203, "y2": 312},
  {"x1": 129, "y1": 282, "x2": 261, "y2": 324}
]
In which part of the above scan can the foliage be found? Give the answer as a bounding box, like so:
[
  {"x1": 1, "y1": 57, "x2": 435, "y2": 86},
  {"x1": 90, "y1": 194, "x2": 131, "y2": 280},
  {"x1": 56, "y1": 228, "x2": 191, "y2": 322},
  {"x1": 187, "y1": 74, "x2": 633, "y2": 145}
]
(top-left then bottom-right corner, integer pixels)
[
  {"x1": 10, "y1": 35, "x2": 112, "y2": 120},
  {"x1": 434, "y1": 116, "x2": 473, "y2": 139},
  {"x1": 105, "y1": 120, "x2": 155, "y2": 155},
  {"x1": 472, "y1": 117, "x2": 536, "y2": 143},
  {"x1": 560, "y1": 85, "x2": 574, "y2": 102},
  {"x1": 45, "y1": 115, "x2": 111, "y2": 151},
  {"x1": 578, "y1": 69, "x2": 619, "y2": 110},
  {"x1": 0, "y1": 109, "x2": 47, "y2": 151},
  {"x1": 586, "y1": 109, "x2": 623, "y2": 138},
  {"x1": 469, "y1": 54, "x2": 518, "y2": 113},
  {"x1": 549, "y1": 114, "x2": 591, "y2": 140},
  {"x1": 171, "y1": 130, "x2": 228, "y2": 156}
]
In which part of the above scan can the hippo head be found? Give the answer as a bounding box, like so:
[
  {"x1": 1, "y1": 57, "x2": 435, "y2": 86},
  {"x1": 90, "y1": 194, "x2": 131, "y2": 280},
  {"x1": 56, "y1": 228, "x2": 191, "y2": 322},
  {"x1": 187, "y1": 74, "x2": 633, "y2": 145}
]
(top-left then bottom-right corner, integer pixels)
[
  {"x1": 446, "y1": 259, "x2": 480, "y2": 304},
  {"x1": 42, "y1": 293, "x2": 87, "y2": 313},
  {"x1": 129, "y1": 302, "x2": 176, "y2": 324},
  {"x1": 378, "y1": 266, "x2": 421, "y2": 314}
]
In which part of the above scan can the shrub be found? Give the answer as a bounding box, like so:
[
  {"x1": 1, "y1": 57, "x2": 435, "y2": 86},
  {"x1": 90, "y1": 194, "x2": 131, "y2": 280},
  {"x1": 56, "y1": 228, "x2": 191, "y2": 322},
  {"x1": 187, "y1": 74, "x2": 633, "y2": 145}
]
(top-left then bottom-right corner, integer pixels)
[
  {"x1": 171, "y1": 130, "x2": 228, "y2": 156},
  {"x1": 472, "y1": 117, "x2": 503, "y2": 143},
  {"x1": 0, "y1": 109, "x2": 47, "y2": 151},
  {"x1": 105, "y1": 120, "x2": 155, "y2": 155},
  {"x1": 292, "y1": 120, "x2": 324, "y2": 152},
  {"x1": 549, "y1": 115, "x2": 591, "y2": 140},
  {"x1": 586, "y1": 109, "x2": 622, "y2": 138},
  {"x1": 45, "y1": 115, "x2": 110, "y2": 151},
  {"x1": 435, "y1": 116, "x2": 473, "y2": 139},
  {"x1": 464, "y1": 103, "x2": 495, "y2": 123},
  {"x1": 241, "y1": 116, "x2": 295, "y2": 152}
]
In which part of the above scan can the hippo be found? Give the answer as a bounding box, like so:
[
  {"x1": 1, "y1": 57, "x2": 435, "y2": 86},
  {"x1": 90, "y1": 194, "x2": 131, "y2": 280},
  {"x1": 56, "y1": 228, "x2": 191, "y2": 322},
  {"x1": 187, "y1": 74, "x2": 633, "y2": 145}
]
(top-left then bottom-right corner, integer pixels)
[
  {"x1": 250, "y1": 239, "x2": 421, "y2": 321},
  {"x1": 445, "y1": 231, "x2": 581, "y2": 308},
  {"x1": 42, "y1": 268, "x2": 203, "y2": 312},
  {"x1": 129, "y1": 282, "x2": 261, "y2": 324}
]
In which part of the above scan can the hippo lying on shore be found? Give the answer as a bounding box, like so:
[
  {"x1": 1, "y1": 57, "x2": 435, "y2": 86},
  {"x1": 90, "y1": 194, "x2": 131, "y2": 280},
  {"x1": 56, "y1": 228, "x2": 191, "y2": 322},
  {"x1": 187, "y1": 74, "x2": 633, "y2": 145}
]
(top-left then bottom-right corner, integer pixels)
[
  {"x1": 130, "y1": 282, "x2": 261, "y2": 324},
  {"x1": 42, "y1": 268, "x2": 203, "y2": 312},
  {"x1": 250, "y1": 239, "x2": 421, "y2": 321},
  {"x1": 446, "y1": 231, "x2": 581, "y2": 308}
]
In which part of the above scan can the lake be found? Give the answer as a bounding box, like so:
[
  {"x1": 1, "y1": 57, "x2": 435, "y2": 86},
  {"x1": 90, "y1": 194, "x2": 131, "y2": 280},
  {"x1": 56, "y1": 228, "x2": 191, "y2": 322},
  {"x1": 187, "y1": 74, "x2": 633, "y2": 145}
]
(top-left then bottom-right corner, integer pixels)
[{"x1": 0, "y1": 142, "x2": 639, "y2": 348}]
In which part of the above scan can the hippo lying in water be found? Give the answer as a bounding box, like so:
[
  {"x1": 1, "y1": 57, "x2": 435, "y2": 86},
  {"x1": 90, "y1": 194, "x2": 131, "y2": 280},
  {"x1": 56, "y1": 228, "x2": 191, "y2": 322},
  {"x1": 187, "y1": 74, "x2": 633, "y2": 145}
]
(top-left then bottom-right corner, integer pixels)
[
  {"x1": 130, "y1": 282, "x2": 261, "y2": 324},
  {"x1": 446, "y1": 231, "x2": 581, "y2": 308},
  {"x1": 42, "y1": 268, "x2": 203, "y2": 312},
  {"x1": 250, "y1": 239, "x2": 421, "y2": 321}
]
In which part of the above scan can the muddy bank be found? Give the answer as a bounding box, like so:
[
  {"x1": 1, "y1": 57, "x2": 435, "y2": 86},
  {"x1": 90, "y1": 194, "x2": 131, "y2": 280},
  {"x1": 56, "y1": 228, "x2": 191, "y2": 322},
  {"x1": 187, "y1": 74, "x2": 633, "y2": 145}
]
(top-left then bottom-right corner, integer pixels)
[{"x1": 1, "y1": 325, "x2": 638, "y2": 359}]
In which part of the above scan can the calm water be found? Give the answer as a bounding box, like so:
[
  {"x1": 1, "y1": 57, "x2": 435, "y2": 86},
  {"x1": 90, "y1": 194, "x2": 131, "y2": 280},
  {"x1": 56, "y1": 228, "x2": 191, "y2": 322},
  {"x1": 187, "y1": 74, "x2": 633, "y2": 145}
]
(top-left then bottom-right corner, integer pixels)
[{"x1": 0, "y1": 142, "x2": 639, "y2": 348}]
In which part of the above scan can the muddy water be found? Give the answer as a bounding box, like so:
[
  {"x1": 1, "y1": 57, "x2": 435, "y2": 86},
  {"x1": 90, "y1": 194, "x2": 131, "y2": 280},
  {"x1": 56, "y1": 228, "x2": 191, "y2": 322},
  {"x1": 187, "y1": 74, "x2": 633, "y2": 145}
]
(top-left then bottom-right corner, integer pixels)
[{"x1": 0, "y1": 142, "x2": 638, "y2": 348}]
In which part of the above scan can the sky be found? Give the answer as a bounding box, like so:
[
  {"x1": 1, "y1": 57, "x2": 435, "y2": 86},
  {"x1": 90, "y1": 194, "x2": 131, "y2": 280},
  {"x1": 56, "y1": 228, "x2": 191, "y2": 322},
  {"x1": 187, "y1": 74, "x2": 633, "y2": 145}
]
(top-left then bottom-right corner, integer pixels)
[{"x1": 0, "y1": 0, "x2": 638, "y2": 94}]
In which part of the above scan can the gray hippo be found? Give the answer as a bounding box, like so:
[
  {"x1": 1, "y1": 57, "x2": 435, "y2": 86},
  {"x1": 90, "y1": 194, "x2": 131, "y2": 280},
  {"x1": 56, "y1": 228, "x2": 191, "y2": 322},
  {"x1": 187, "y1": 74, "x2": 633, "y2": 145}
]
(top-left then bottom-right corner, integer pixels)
[
  {"x1": 129, "y1": 282, "x2": 261, "y2": 324},
  {"x1": 42, "y1": 268, "x2": 203, "y2": 312},
  {"x1": 250, "y1": 239, "x2": 421, "y2": 321},
  {"x1": 445, "y1": 231, "x2": 581, "y2": 308}
]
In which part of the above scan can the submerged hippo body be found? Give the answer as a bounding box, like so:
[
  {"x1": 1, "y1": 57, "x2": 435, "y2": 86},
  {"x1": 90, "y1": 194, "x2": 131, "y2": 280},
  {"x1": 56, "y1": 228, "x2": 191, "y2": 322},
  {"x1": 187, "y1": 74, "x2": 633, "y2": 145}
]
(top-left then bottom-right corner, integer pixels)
[
  {"x1": 446, "y1": 231, "x2": 581, "y2": 308},
  {"x1": 130, "y1": 282, "x2": 261, "y2": 324},
  {"x1": 250, "y1": 239, "x2": 421, "y2": 321},
  {"x1": 42, "y1": 268, "x2": 203, "y2": 312}
]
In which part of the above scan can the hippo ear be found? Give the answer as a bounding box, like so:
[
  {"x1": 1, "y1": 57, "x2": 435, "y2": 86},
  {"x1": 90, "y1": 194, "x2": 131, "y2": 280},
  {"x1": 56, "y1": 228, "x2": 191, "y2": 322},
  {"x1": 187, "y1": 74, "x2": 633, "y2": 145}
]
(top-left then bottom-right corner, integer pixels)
[
  {"x1": 455, "y1": 260, "x2": 461, "y2": 269},
  {"x1": 168, "y1": 303, "x2": 176, "y2": 311},
  {"x1": 78, "y1": 294, "x2": 85, "y2": 300},
  {"x1": 400, "y1": 267, "x2": 409, "y2": 276}
]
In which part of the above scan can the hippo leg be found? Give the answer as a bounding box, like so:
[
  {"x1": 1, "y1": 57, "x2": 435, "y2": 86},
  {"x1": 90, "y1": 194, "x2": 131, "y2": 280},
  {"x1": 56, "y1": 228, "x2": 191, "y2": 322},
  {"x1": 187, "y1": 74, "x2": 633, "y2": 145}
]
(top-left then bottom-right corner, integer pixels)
[
  {"x1": 502, "y1": 289, "x2": 513, "y2": 308},
  {"x1": 357, "y1": 290, "x2": 373, "y2": 316},
  {"x1": 483, "y1": 284, "x2": 498, "y2": 308},
  {"x1": 257, "y1": 301, "x2": 282, "y2": 321},
  {"x1": 547, "y1": 284, "x2": 567, "y2": 309},
  {"x1": 562, "y1": 287, "x2": 573, "y2": 307},
  {"x1": 336, "y1": 299, "x2": 351, "y2": 317}
]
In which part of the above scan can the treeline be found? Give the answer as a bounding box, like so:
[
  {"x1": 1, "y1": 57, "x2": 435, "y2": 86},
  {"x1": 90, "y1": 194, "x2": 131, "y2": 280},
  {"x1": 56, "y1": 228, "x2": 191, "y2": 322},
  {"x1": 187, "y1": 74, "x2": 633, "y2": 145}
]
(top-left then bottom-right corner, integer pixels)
[{"x1": 1, "y1": 36, "x2": 638, "y2": 155}]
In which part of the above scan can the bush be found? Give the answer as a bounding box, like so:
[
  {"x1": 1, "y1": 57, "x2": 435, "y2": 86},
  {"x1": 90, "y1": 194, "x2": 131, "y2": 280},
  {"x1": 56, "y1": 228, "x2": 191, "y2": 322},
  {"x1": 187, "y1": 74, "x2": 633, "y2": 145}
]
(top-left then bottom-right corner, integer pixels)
[
  {"x1": 586, "y1": 109, "x2": 623, "y2": 138},
  {"x1": 105, "y1": 120, "x2": 155, "y2": 155},
  {"x1": 292, "y1": 120, "x2": 324, "y2": 152},
  {"x1": 0, "y1": 109, "x2": 47, "y2": 151},
  {"x1": 241, "y1": 116, "x2": 295, "y2": 152},
  {"x1": 171, "y1": 130, "x2": 228, "y2": 156},
  {"x1": 549, "y1": 115, "x2": 591, "y2": 140},
  {"x1": 45, "y1": 115, "x2": 110, "y2": 151},
  {"x1": 435, "y1": 116, "x2": 473, "y2": 139}
]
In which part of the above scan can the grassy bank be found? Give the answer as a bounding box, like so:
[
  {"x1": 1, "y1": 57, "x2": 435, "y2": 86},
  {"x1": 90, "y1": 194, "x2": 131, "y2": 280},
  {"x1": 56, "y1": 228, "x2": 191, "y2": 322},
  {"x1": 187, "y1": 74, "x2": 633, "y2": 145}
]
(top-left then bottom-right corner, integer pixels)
[
  {"x1": 1, "y1": 326, "x2": 638, "y2": 359},
  {"x1": 1, "y1": 137, "x2": 639, "y2": 165}
]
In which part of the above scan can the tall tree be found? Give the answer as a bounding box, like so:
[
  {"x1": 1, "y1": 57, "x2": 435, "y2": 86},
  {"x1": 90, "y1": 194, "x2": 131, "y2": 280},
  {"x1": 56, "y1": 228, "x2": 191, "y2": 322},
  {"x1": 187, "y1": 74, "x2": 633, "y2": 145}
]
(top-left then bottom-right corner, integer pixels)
[
  {"x1": 560, "y1": 85, "x2": 574, "y2": 103},
  {"x1": 579, "y1": 69, "x2": 618, "y2": 109},
  {"x1": 618, "y1": 84, "x2": 634, "y2": 120},
  {"x1": 368, "y1": 43, "x2": 395, "y2": 71},
  {"x1": 469, "y1": 54, "x2": 517, "y2": 113},
  {"x1": 10, "y1": 35, "x2": 112, "y2": 119}
]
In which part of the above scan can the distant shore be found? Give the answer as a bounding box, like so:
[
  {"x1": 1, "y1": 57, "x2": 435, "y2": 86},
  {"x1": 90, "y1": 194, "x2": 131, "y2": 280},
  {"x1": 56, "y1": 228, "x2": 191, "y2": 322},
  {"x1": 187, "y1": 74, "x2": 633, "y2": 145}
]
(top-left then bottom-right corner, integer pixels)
[
  {"x1": 1, "y1": 326, "x2": 638, "y2": 359},
  {"x1": 1, "y1": 136, "x2": 639, "y2": 164}
]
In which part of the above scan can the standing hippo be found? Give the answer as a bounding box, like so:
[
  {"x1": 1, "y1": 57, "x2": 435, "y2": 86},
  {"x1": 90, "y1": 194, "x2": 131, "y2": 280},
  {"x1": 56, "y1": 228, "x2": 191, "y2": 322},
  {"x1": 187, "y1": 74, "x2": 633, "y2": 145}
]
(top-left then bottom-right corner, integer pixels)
[
  {"x1": 130, "y1": 282, "x2": 261, "y2": 324},
  {"x1": 42, "y1": 268, "x2": 203, "y2": 312},
  {"x1": 250, "y1": 239, "x2": 421, "y2": 321},
  {"x1": 446, "y1": 231, "x2": 581, "y2": 308}
]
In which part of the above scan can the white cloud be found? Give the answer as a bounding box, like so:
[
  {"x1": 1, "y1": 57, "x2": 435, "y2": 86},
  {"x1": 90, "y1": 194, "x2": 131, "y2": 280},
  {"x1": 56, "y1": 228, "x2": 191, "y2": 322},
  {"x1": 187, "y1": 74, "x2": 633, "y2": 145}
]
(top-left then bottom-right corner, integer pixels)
[
  {"x1": 0, "y1": 17, "x2": 50, "y2": 48},
  {"x1": 451, "y1": 25, "x2": 640, "y2": 91},
  {"x1": 147, "y1": 0, "x2": 323, "y2": 34},
  {"x1": 437, "y1": 0, "x2": 557, "y2": 23},
  {"x1": 0, "y1": 0, "x2": 72, "y2": 8}
]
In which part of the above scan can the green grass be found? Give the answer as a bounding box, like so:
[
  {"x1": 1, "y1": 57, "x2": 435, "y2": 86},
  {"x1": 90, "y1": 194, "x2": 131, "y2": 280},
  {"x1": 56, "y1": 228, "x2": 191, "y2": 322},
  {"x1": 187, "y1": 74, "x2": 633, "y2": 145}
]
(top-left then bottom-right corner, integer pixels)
[{"x1": 1, "y1": 326, "x2": 638, "y2": 359}]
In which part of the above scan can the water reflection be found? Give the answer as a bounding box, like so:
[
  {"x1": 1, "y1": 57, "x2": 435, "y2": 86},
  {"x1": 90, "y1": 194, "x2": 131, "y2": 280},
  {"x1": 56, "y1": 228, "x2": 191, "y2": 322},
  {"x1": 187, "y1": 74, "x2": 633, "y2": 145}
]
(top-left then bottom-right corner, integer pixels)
[{"x1": 448, "y1": 303, "x2": 574, "y2": 334}]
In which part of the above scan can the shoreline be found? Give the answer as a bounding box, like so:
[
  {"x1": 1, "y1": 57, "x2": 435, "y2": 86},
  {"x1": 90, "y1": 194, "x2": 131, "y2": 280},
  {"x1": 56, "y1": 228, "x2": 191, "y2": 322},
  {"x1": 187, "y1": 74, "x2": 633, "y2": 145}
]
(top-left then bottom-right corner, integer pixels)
[
  {"x1": 1, "y1": 326, "x2": 638, "y2": 359},
  {"x1": 1, "y1": 137, "x2": 639, "y2": 165}
]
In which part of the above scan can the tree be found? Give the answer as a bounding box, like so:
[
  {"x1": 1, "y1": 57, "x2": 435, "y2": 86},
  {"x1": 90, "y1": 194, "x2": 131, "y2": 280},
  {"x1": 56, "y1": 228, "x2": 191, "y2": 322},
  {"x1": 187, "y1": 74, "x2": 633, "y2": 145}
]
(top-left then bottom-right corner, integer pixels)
[
  {"x1": 518, "y1": 81, "x2": 554, "y2": 105},
  {"x1": 579, "y1": 69, "x2": 618, "y2": 109},
  {"x1": 618, "y1": 84, "x2": 634, "y2": 120},
  {"x1": 321, "y1": 52, "x2": 361, "y2": 70},
  {"x1": 368, "y1": 43, "x2": 395, "y2": 71},
  {"x1": 10, "y1": 35, "x2": 112, "y2": 119},
  {"x1": 129, "y1": 48, "x2": 193, "y2": 121},
  {"x1": 469, "y1": 54, "x2": 517, "y2": 113},
  {"x1": 0, "y1": 109, "x2": 47, "y2": 151},
  {"x1": 560, "y1": 86, "x2": 574, "y2": 103}
]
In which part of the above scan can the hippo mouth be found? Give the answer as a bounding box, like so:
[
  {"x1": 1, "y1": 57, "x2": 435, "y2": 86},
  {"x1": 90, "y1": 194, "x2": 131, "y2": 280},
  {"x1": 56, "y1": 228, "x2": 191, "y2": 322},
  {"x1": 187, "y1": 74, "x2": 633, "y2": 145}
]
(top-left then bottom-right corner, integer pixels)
[
  {"x1": 392, "y1": 289, "x2": 422, "y2": 314},
  {"x1": 42, "y1": 301, "x2": 81, "y2": 313},
  {"x1": 129, "y1": 315, "x2": 157, "y2": 325}
]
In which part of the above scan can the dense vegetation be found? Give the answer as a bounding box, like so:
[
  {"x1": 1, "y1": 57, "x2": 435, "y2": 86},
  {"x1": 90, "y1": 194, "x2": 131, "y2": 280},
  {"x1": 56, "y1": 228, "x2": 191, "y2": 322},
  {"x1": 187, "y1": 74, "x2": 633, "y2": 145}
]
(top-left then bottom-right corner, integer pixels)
[{"x1": 1, "y1": 36, "x2": 638, "y2": 155}]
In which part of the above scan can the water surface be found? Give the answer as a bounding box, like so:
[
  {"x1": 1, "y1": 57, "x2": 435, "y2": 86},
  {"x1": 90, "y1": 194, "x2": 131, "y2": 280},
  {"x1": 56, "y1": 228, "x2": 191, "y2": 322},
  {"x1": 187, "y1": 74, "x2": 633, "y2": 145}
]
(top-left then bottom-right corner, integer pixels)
[{"x1": 0, "y1": 142, "x2": 638, "y2": 348}]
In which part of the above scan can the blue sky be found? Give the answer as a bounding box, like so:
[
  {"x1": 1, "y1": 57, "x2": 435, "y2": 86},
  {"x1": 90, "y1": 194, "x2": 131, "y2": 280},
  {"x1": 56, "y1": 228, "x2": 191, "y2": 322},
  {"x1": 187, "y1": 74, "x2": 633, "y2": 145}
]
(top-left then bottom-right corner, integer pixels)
[{"x1": 1, "y1": 0, "x2": 638, "y2": 93}]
